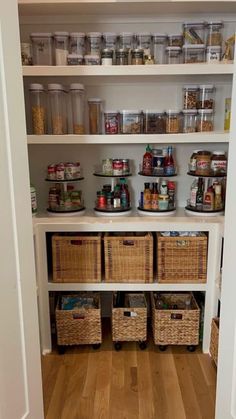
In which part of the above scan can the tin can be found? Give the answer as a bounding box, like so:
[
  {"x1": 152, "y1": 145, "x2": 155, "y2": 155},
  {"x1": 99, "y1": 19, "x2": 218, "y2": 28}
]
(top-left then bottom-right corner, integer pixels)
[
  {"x1": 113, "y1": 159, "x2": 123, "y2": 176},
  {"x1": 76, "y1": 162, "x2": 81, "y2": 177},
  {"x1": 47, "y1": 164, "x2": 56, "y2": 180},
  {"x1": 65, "y1": 162, "x2": 77, "y2": 179},
  {"x1": 102, "y1": 158, "x2": 113, "y2": 175},
  {"x1": 122, "y1": 159, "x2": 130, "y2": 174},
  {"x1": 48, "y1": 187, "x2": 58, "y2": 209},
  {"x1": 56, "y1": 163, "x2": 65, "y2": 180}
]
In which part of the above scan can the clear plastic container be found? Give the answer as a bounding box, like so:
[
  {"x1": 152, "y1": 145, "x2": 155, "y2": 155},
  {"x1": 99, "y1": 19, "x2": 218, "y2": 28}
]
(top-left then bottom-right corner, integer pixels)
[
  {"x1": 21, "y1": 43, "x2": 32, "y2": 65},
  {"x1": 206, "y1": 46, "x2": 222, "y2": 63},
  {"x1": 183, "y1": 44, "x2": 205, "y2": 63},
  {"x1": 168, "y1": 34, "x2": 183, "y2": 47},
  {"x1": 144, "y1": 111, "x2": 166, "y2": 134},
  {"x1": 153, "y1": 33, "x2": 167, "y2": 64},
  {"x1": 116, "y1": 49, "x2": 129, "y2": 65},
  {"x1": 67, "y1": 54, "x2": 83, "y2": 65},
  {"x1": 207, "y1": 21, "x2": 223, "y2": 46},
  {"x1": 136, "y1": 32, "x2": 152, "y2": 57},
  {"x1": 84, "y1": 54, "x2": 100, "y2": 65},
  {"x1": 101, "y1": 49, "x2": 113, "y2": 65},
  {"x1": 30, "y1": 33, "x2": 53, "y2": 65},
  {"x1": 87, "y1": 32, "x2": 102, "y2": 56},
  {"x1": 166, "y1": 46, "x2": 182, "y2": 64},
  {"x1": 197, "y1": 85, "x2": 215, "y2": 109},
  {"x1": 54, "y1": 32, "x2": 69, "y2": 65},
  {"x1": 48, "y1": 84, "x2": 67, "y2": 135},
  {"x1": 183, "y1": 109, "x2": 197, "y2": 133},
  {"x1": 29, "y1": 83, "x2": 47, "y2": 135},
  {"x1": 88, "y1": 98, "x2": 102, "y2": 134},
  {"x1": 102, "y1": 32, "x2": 117, "y2": 50},
  {"x1": 183, "y1": 85, "x2": 199, "y2": 109},
  {"x1": 131, "y1": 48, "x2": 144, "y2": 65},
  {"x1": 120, "y1": 110, "x2": 143, "y2": 134},
  {"x1": 183, "y1": 21, "x2": 206, "y2": 45},
  {"x1": 119, "y1": 32, "x2": 134, "y2": 64},
  {"x1": 166, "y1": 110, "x2": 183, "y2": 133},
  {"x1": 70, "y1": 32, "x2": 85, "y2": 56},
  {"x1": 104, "y1": 111, "x2": 119, "y2": 134},
  {"x1": 70, "y1": 83, "x2": 85, "y2": 134},
  {"x1": 197, "y1": 109, "x2": 214, "y2": 132}
]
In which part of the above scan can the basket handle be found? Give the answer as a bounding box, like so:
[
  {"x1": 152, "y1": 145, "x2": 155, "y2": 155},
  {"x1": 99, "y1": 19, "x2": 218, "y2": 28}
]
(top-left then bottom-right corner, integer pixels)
[
  {"x1": 71, "y1": 240, "x2": 83, "y2": 245},
  {"x1": 124, "y1": 311, "x2": 137, "y2": 317},
  {"x1": 176, "y1": 240, "x2": 189, "y2": 247},
  {"x1": 123, "y1": 240, "x2": 134, "y2": 246},
  {"x1": 171, "y1": 313, "x2": 183, "y2": 320},
  {"x1": 72, "y1": 313, "x2": 86, "y2": 320}
]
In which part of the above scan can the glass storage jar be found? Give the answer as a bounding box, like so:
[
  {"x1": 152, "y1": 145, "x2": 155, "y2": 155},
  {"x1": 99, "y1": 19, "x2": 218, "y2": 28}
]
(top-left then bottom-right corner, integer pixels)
[
  {"x1": 144, "y1": 111, "x2": 166, "y2": 134},
  {"x1": 197, "y1": 109, "x2": 214, "y2": 132},
  {"x1": 166, "y1": 46, "x2": 182, "y2": 64},
  {"x1": 136, "y1": 32, "x2": 152, "y2": 57},
  {"x1": 104, "y1": 111, "x2": 119, "y2": 134},
  {"x1": 183, "y1": 21, "x2": 206, "y2": 45},
  {"x1": 131, "y1": 48, "x2": 144, "y2": 65},
  {"x1": 87, "y1": 32, "x2": 102, "y2": 56},
  {"x1": 70, "y1": 83, "x2": 85, "y2": 134},
  {"x1": 183, "y1": 44, "x2": 205, "y2": 63},
  {"x1": 29, "y1": 83, "x2": 47, "y2": 135},
  {"x1": 69, "y1": 32, "x2": 85, "y2": 56},
  {"x1": 30, "y1": 32, "x2": 53, "y2": 65},
  {"x1": 88, "y1": 98, "x2": 102, "y2": 134},
  {"x1": 120, "y1": 110, "x2": 143, "y2": 134},
  {"x1": 168, "y1": 34, "x2": 183, "y2": 47},
  {"x1": 183, "y1": 110, "x2": 197, "y2": 133},
  {"x1": 207, "y1": 21, "x2": 223, "y2": 46},
  {"x1": 54, "y1": 32, "x2": 69, "y2": 65},
  {"x1": 183, "y1": 85, "x2": 198, "y2": 109},
  {"x1": 166, "y1": 110, "x2": 183, "y2": 133},
  {"x1": 21, "y1": 43, "x2": 32, "y2": 65},
  {"x1": 206, "y1": 46, "x2": 222, "y2": 63},
  {"x1": 197, "y1": 85, "x2": 215, "y2": 109},
  {"x1": 119, "y1": 32, "x2": 134, "y2": 64},
  {"x1": 153, "y1": 34, "x2": 167, "y2": 64},
  {"x1": 84, "y1": 54, "x2": 100, "y2": 65},
  {"x1": 48, "y1": 84, "x2": 67, "y2": 135},
  {"x1": 116, "y1": 48, "x2": 129, "y2": 65}
]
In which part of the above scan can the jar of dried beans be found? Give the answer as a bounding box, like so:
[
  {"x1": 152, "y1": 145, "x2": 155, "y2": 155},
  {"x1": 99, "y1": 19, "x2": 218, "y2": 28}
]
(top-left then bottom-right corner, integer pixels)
[
  {"x1": 197, "y1": 109, "x2": 214, "y2": 132},
  {"x1": 29, "y1": 83, "x2": 47, "y2": 135},
  {"x1": 70, "y1": 83, "x2": 85, "y2": 134},
  {"x1": 166, "y1": 110, "x2": 183, "y2": 133}
]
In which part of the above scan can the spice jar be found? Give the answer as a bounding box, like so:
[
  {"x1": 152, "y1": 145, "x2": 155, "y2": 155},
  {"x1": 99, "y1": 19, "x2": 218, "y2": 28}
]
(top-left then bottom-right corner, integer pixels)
[
  {"x1": 30, "y1": 32, "x2": 53, "y2": 65},
  {"x1": 21, "y1": 43, "x2": 32, "y2": 65},
  {"x1": 196, "y1": 151, "x2": 211, "y2": 176},
  {"x1": 48, "y1": 84, "x2": 67, "y2": 135},
  {"x1": 197, "y1": 109, "x2": 214, "y2": 132},
  {"x1": 104, "y1": 111, "x2": 119, "y2": 134},
  {"x1": 166, "y1": 110, "x2": 183, "y2": 133},
  {"x1": 144, "y1": 111, "x2": 166, "y2": 134},
  {"x1": 183, "y1": 110, "x2": 197, "y2": 133},
  {"x1": 197, "y1": 85, "x2": 215, "y2": 109},
  {"x1": 183, "y1": 44, "x2": 205, "y2": 63},
  {"x1": 183, "y1": 22, "x2": 206, "y2": 45},
  {"x1": 153, "y1": 33, "x2": 167, "y2": 64},
  {"x1": 136, "y1": 32, "x2": 152, "y2": 58},
  {"x1": 88, "y1": 98, "x2": 102, "y2": 134},
  {"x1": 84, "y1": 54, "x2": 100, "y2": 65},
  {"x1": 67, "y1": 54, "x2": 83, "y2": 65},
  {"x1": 101, "y1": 48, "x2": 113, "y2": 65},
  {"x1": 206, "y1": 46, "x2": 221, "y2": 63},
  {"x1": 166, "y1": 46, "x2": 182, "y2": 64},
  {"x1": 168, "y1": 34, "x2": 183, "y2": 47},
  {"x1": 29, "y1": 83, "x2": 47, "y2": 135},
  {"x1": 54, "y1": 32, "x2": 69, "y2": 65},
  {"x1": 207, "y1": 21, "x2": 223, "y2": 46},
  {"x1": 131, "y1": 48, "x2": 144, "y2": 65},
  {"x1": 87, "y1": 32, "x2": 102, "y2": 56},
  {"x1": 183, "y1": 85, "x2": 198, "y2": 109},
  {"x1": 211, "y1": 151, "x2": 227, "y2": 175},
  {"x1": 70, "y1": 83, "x2": 85, "y2": 134},
  {"x1": 116, "y1": 49, "x2": 129, "y2": 65},
  {"x1": 70, "y1": 32, "x2": 85, "y2": 56},
  {"x1": 120, "y1": 110, "x2": 143, "y2": 134}
]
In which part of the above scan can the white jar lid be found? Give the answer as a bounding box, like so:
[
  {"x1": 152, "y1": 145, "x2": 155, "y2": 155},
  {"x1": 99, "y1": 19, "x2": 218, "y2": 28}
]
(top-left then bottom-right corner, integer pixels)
[
  {"x1": 29, "y1": 83, "x2": 44, "y2": 90},
  {"x1": 198, "y1": 109, "x2": 214, "y2": 114},
  {"x1": 119, "y1": 32, "x2": 133, "y2": 37},
  {"x1": 120, "y1": 110, "x2": 142, "y2": 114},
  {"x1": 84, "y1": 54, "x2": 100, "y2": 59},
  {"x1": 153, "y1": 33, "x2": 167, "y2": 38},
  {"x1": 212, "y1": 151, "x2": 226, "y2": 155},
  {"x1": 166, "y1": 46, "x2": 181, "y2": 51},
  {"x1": 104, "y1": 110, "x2": 119, "y2": 114},
  {"x1": 145, "y1": 110, "x2": 164, "y2": 115},
  {"x1": 48, "y1": 83, "x2": 64, "y2": 91},
  {"x1": 136, "y1": 32, "x2": 151, "y2": 36},
  {"x1": 54, "y1": 31, "x2": 69, "y2": 37},
  {"x1": 67, "y1": 53, "x2": 83, "y2": 59},
  {"x1": 206, "y1": 46, "x2": 221, "y2": 51},
  {"x1": 70, "y1": 32, "x2": 85, "y2": 37},
  {"x1": 183, "y1": 109, "x2": 197, "y2": 114},
  {"x1": 199, "y1": 84, "x2": 214, "y2": 90},
  {"x1": 102, "y1": 32, "x2": 117, "y2": 37},
  {"x1": 88, "y1": 98, "x2": 102, "y2": 102},
  {"x1": 183, "y1": 44, "x2": 205, "y2": 49},
  {"x1": 183, "y1": 84, "x2": 199, "y2": 90},
  {"x1": 87, "y1": 32, "x2": 102, "y2": 37},
  {"x1": 30, "y1": 32, "x2": 52, "y2": 37},
  {"x1": 70, "y1": 83, "x2": 84, "y2": 90},
  {"x1": 207, "y1": 21, "x2": 223, "y2": 26},
  {"x1": 166, "y1": 109, "x2": 181, "y2": 114}
]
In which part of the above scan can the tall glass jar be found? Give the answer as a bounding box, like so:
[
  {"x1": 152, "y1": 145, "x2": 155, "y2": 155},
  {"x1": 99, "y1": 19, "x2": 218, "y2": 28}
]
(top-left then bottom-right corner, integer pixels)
[
  {"x1": 207, "y1": 21, "x2": 223, "y2": 46},
  {"x1": 29, "y1": 83, "x2": 47, "y2": 135},
  {"x1": 87, "y1": 32, "x2": 102, "y2": 56},
  {"x1": 88, "y1": 98, "x2": 102, "y2": 134},
  {"x1": 136, "y1": 32, "x2": 152, "y2": 58},
  {"x1": 54, "y1": 32, "x2": 69, "y2": 65},
  {"x1": 70, "y1": 32, "x2": 85, "y2": 56},
  {"x1": 69, "y1": 83, "x2": 85, "y2": 134},
  {"x1": 153, "y1": 34, "x2": 167, "y2": 64},
  {"x1": 30, "y1": 33, "x2": 53, "y2": 65},
  {"x1": 48, "y1": 84, "x2": 67, "y2": 135}
]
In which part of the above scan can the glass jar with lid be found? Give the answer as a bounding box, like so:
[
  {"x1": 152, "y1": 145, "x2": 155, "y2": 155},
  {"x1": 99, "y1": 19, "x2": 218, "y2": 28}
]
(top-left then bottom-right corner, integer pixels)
[
  {"x1": 207, "y1": 21, "x2": 223, "y2": 46},
  {"x1": 70, "y1": 83, "x2": 85, "y2": 134},
  {"x1": 87, "y1": 32, "x2": 102, "y2": 56},
  {"x1": 166, "y1": 110, "x2": 183, "y2": 133},
  {"x1": 101, "y1": 49, "x2": 113, "y2": 65},
  {"x1": 183, "y1": 44, "x2": 205, "y2": 63},
  {"x1": 119, "y1": 32, "x2": 134, "y2": 64},
  {"x1": 144, "y1": 111, "x2": 166, "y2": 134},
  {"x1": 153, "y1": 34, "x2": 167, "y2": 64},
  {"x1": 120, "y1": 110, "x2": 143, "y2": 134},
  {"x1": 70, "y1": 32, "x2": 85, "y2": 56},
  {"x1": 116, "y1": 49, "x2": 129, "y2": 65},
  {"x1": 183, "y1": 110, "x2": 197, "y2": 133},
  {"x1": 197, "y1": 109, "x2": 214, "y2": 132},
  {"x1": 197, "y1": 85, "x2": 215, "y2": 109},
  {"x1": 166, "y1": 46, "x2": 182, "y2": 64},
  {"x1": 84, "y1": 54, "x2": 100, "y2": 65},
  {"x1": 183, "y1": 21, "x2": 206, "y2": 45},
  {"x1": 29, "y1": 83, "x2": 47, "y2": 135},
  {"x1": 48, "y1": 84, "x2": 67, "y2": 135},
  {"x1": 183, "y1": 85, "x2": 199, "y2": 109},
  {"x1": 131, "y1": 48, "x2": 144, "y2": 65},
  {"x1": 30, "y1": 33, "x2": 53, "y2": 65},
  {"x1": 102, "y1": 32, "x2": 117, "y2": 50},
  {"x1": 211, "y1": 151, "x2": 227, "y2": 175},
  {"x1": 54, "y1": 32, "x2": 69, "y2": 65},
  {"x1": 135, "y1": 32, "x2": 152, "y2": 58}
]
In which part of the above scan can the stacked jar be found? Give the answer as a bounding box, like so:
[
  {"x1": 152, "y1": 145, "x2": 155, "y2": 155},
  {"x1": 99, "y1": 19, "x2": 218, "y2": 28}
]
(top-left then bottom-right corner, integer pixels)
[
  {"x1": 182, "y1": 84, "x2": 215, "y2": 132},
  {"x1": 206, "y1": 22, "x2": 223, "y2": 63},
  {"x1": 182, "y1": 22, "x2": 206, "y2": 64}
]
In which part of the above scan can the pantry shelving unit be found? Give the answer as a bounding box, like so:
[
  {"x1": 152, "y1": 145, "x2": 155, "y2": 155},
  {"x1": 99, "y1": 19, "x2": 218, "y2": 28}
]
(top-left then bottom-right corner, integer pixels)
[{"x1": 19, "y1": 0, "x2": 232, "y2": 362}]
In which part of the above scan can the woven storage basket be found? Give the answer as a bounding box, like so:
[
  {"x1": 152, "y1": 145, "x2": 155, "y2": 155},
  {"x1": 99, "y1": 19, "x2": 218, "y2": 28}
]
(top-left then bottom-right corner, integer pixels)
[
  {"x1": 112, "y1": 293, "x2": 147, "y2": 342},
  {"x1": 210, "y1": 317, "x2": 219, "y2": 366},
  {"x1": 56, "y1": 292, "x2": 102, "y2": 346},
  {"x1": 156, "y1": 232, "x2": 207, "y2": 283},
  {"x1": 52, "y1": 233, "x2": 102, "y2": 282},
  {"x1": 151, "y1": 292, "x2": 200, "y2": 346},
  {"x1": 104, "y1": 232, "x2": 153, "y2": 283}
]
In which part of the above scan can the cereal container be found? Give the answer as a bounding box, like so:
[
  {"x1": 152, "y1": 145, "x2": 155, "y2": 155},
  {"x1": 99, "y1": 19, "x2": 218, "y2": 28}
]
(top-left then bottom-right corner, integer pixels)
[
  {"x1": 207, "y1": 22, "x2": 223, "y2": 46},
  {"x1": 54, "y1": 32, "x2": 69, "y2": 65},
  {"x1": 135, "y1": 32, "x2": 152, "y2": 57},
  {"x1": 197, "y1": 109, "x2": 214, "y2": 132},
  {"x1": 102, "y1": 32, "x2": 117, "y2": 51},
  {"x1": 30, "y1": 33, "x2": 53, "y2": 65},
  {"x1": 120, "y1": 110, "x2": 143, "y2": 134},
  {"x1": 48, "y1": 84, "x2": 67, "y2": 135},
  {"x1": 29, "y1": 83, "x2": 47, "y2": 135},
  {"x1": 70, "y1": 83, "x2": 85, "y2": 134},
  {"x1": 87, "y1": 32, "x2": 102, "y2": 56}
]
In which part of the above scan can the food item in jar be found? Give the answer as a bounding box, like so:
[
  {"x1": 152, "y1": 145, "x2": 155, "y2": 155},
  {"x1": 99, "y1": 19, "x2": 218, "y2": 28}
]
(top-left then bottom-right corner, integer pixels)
[
  {"x1": 224, "y1": 98, "x2": 231, "y2": 131},
  {"x1": 211, "y1": 151, "x2": 227, "y2": 175},
  {"x1": 102, "y1": 159, "x2": 113, "y2": 175},
  {"x1": 52, "y1": 115, "x2": 64, "y2": 135},
  {"x1": 104, "y1": 111, "x2": 119, "y2": 134},
  {"x1": 168, "y1": 34, "x2": 183, "y2": 47},
  {"x1": 183, "y1": 85, "x2": 198, "y2": 109},
  {"x1": 166, "y1": 46, "x2": 182, "y2": 64},
  {"x1": 144, "y1": 111, "x2": 166, "y2": 134},
  {"x1": 183, "y1": 44, "x2": 205, "y2": 63},
  {"x1": 197, "y1": 109, "x2": 214, "y2": 132},
  {"x1": 189, "y1": 150, "x2": 203, "y2": 173},
  {"x1": 101, "y1": 49, "x2": 113, "y2": 65},
  {"x1": 84, "y1": 54, "x2": 100, "y2": 65},
  {"x1": 116, "y1": 48, "x2": 129, "y2": 65},
  {"x1": 183, "y1": 110, "x2": 197, "y2": 133},
  {"x1": 196, "y1": 150, "x2": 211, "y2": 176},
  {"x1": 54, "y1": 32, "x2": 69, "y2": 66},
  {"x1": 88, "y1": 98, "x2": 102, "y2": 134},
  {"x1": 67, "y1": 54, "x2": 83, "y2": 65},
  {"x1": 183, "y1": 22, "x2": 205, "y2": 45},
  {"x1": 197, "y1": 85, "x2": 215, "y2": 109},
  {"x1": 120, "y1": 110, "x2": 143, "y2": 134},
  {"x1": 166, "y1": 111, "x2": 182, "y2": 133},
  {"x1": 32, "y1": 106, "x2": 46, "y2": 135},
  {"x1": 131, "y1": 48, "x2": 144, "y2": 65},
  {"x1": 207, "y1": 22, "x2": 223, "y2": 46}
]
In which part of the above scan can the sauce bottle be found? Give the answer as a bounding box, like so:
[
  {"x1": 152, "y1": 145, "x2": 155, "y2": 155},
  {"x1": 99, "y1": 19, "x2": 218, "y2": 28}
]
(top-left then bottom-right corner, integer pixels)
[
  {"x1": 151, "y1": 182, "x2": 159, "y2": 210},
  {"x1": 164, "y1": 146, "x2": 175, "y2": 175},
  {"x1": 143, "y1": 182, "x2": 152, "y2": 209},
  {"x1": 142, "y1": 144, "x2": 153, "y2": 175}
]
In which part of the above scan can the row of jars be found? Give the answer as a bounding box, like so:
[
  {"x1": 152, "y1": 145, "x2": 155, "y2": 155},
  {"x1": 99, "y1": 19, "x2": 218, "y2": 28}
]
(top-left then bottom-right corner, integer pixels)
[{"x1": 23, "y1": 22, "x2": 225, "y2": 66}]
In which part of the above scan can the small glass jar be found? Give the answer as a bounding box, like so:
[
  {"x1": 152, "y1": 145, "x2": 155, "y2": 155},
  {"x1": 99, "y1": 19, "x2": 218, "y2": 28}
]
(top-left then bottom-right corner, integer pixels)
[
  {"x1": 136, "y1": 32, "x2": 152, "y2": 57},
  {"x1": 101, "y1": 49, "x2": 113, "y2": 65},
  {"x1": 197, "y1": 85, "x2": 215, "y2": 109},
  {"x1": 183, "y1": 22, "x2": 206, "y2": 45},
  {"x1": 70, "y1": 32, "x2": 85, "y2": 56},
  {"x1": 104, "y1": 111, "x2": 119, "y2": 134},
  {"x1": 84, "y1": 54, "x2": 100, "y2": 65},
  {"x1": 120, "y1": 110, "x2": 143, "y2": 134},
  {"x1": 54, "y1": 32, "x2": 69, "y2": 65},
  {"x1": 206, "y1": 46, "x2": 222, "y2": 63},
  {"x1": 153, "y1": 34, "x2": 167, "y2": 64},
  {"x1": 207, "y1": 21, "x2": 223, "y2": 46},
  {"x1": 196, "y1": 150, "x2": 212, "y2": 176},
  {"x1": 183, "y1": 44, "x2": 205, "y2": 63},
  {"x1": 70, "y1": 83, "x2": 85, "y2": 134},
  {"x1": 30, "y1": 33, "x2": 53, "y2": 65},
  {"x1": 88, "y1": 98, "x2": 102, "y2": 134},
  {"x1": 166, "y1": 46, "x2": 182, "y2": 64},
  {"x1": 48, "y1": 83, "x2": 67, "y2": 135},
  {"x1": 183, "y1": 85, "x2": 198, "y2": 109},
  {"x1": 87, "y1": 32, "x2": 102, "y2": 56},
  {"x1": 67, "y1": 54, "x2": 83, "y2": 65},
  {"x1": 29, "y1": 83, "x2": 47, "y2": 135},
  {"x1": 21, "y1": 43, "x2": 32, "y2": 65},
  {"x1": 116, "y1": 48, "x2": 129, "y2": 65},
  {"x1": 166, "y1": 110, "x2": 183, "y2": 133},
  {"x1": 144, "y1": 111, "x2": 166, "y2": 134},
  {"x1": 211, "y1": 151, "x2": 227, "y2": 175},
  {"x1": 183, "y1": 109, "x2": 197, "y2": 133},
  {"x1": 131, "y1": 48, "x2": 144, "y2": 65},
  {"x1": 197, "y1": 109, "x2": 214, "y2": 132},
  {"x1": 168, "y1": 34, "x2": 183, "y2": 47}
]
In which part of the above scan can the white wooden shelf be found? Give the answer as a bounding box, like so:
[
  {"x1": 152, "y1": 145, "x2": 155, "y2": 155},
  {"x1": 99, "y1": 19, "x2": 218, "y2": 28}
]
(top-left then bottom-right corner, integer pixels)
[{"x1": 22, "y1": 64, "x2": 234, "y2": 77}]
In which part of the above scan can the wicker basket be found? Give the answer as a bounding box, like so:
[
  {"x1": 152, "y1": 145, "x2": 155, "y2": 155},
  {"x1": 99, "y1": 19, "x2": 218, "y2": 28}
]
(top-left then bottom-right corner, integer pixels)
[
  {"x1": 52, "y1": 233, "x2": 102, "y2": 283},
  {"x1": 151, "y1": 292, "x2": 200, "y2": 346},
  {"x1": 210, "y1": 317, "x2": 219, "y2": 366},
  {"x1": 56, "y1": 292, "x2": 102, "y2": 346},
  {"x1": 156, "y1": 232, "x2": 207, "y2": 283},
  {"x1": 104, "y1": 232, "x2": 153, "y2": 283},
  {"x1": 112, "y1": 293, "x2": 147, "y2": 342}
]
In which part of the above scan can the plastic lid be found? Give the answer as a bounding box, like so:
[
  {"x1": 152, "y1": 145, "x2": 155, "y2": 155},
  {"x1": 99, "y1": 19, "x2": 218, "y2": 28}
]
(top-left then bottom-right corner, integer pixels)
[
  {"x1": 206, "y1": 46, "x2": 221, "y2": 51},
  {"x1": 70, "y1": 32, "x2": 85, "y2": 37},
  {"x1": 88, "y1": 98, "x2": 102, "y2": 102},
  {"x1": 166, "y1": 109, "x2": 181, "y2": 114},
  {"x1": 183, "y1": 109, "x2": 197, "y2": 114},
  {"x1": 159, "y1": 194, "x2": 169, "y2": 199},
  {"x1": 102, "y1": 32, "x2": 117, "y2": 37},
  {"x1": 104, "y1": 110, "x2": 119, "y2": 114},
  {"x1": 87, "y1": 32, "x2": 102, "y2": 37},
  {"x1": 69, "y1": 83, "x2": 84, "y2": 90},
  {"x1": 168, "y1": 34, "x2": 183, "y2": 38},
  {"x1": 212, "y1": 151, "x2": 226, "y2": 155},
  {"x1": 84, "y1": 54, "x2": 100, "y2": 59},
  {"x1": 153, "y1": 33, "x2": 167, "y2": 38},
  {"x1": 67, "y1": 53, "x2": 83, "y2": 58},
  {"x1": 120, "y1": 110, "x2": 142, "y2": 114},
  {"x1": 182, "y1": 44, "x2": 205, "y2": 49},
  {"x1": 54, "y1": 31, "x2": 69, "y2": 37},
  {"x1": 183, "y1": 84, "x2": 199, "y2": 89},
  {"x1": 166, "y1": 46, "x2": 181, "y2": 51},
  {"x1": 30, "y1": 32, "x2": 52, "y2": 37},
  {"x1": 207, "y1": 21, "x2": 223, "y2": 26},
  {"x1": 199, "y1": 84, "x2": 214, "y2": 90},
  {"x1": 119, "y1": 32, "x2": 133, "y2": 37},
  {"x1": 145, "y1": 110, "x2": 164, "y2": 114},
  {"x1": 136, "y1": 32, "x2": 151, "y2": 36},
  {"x1": 29, "y1": 83, "x2": 44, "y2": 91},
  {"x1": 198, "y1": 109, "x2": 214, "y2": 114},
  {"x1": 48, "y1": 83, "x2": 64, "y2": 91},
  {"x1": 183, "y1": 21, "x2": 205, "y2": 26}
]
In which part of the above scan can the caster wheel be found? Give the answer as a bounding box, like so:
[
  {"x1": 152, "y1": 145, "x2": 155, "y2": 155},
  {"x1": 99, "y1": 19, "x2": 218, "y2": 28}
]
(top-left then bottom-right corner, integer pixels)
[
  {"x1": 92, "y1": 343, "x2": 101, "y2": 350},
  {"x1": 58, "y1": 345, "x2": 66, "y2": 355},
  {"x1": 139, "y1": 341, "x2": 147, "y2": 350},
  {"x1": 114, "y1": 342, "x2": 122, "y2": 351},
  {"x1": 159, "y1": 345, "x2": 167, "y2": 352},
  {"x1": 187, "y1": 345, "x2": 196, "y2": 352}
]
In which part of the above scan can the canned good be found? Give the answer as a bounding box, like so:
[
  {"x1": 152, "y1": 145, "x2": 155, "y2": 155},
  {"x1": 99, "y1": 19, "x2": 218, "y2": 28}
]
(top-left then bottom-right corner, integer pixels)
[
  {"x1": 122, "y1": 159, "x2": 130, "y2": 174},
  {"x1": 48, "y1": 187, "x2": 59, "y2": 209},
  {"x1": 104, "y1": 111, "x2": 119, "y2": 134},
  {"x1": 47, "y1": 164, "x2": 56, "y2": 180},
  {"x1": 65, "y1": 163, "x2": 77, "y2": 179},
  {"x1": 56, "y1": 163, "x2": 65, "y2": 180},
  {"x1": 102, "y1": 158, "x2": 113, "y2": 175},
  {"x1": 97, "y1": 191, "x2": 107, "y2": 208},
  {"x1": 113, "y1": 159, "x2": 123, "y2": 176}
]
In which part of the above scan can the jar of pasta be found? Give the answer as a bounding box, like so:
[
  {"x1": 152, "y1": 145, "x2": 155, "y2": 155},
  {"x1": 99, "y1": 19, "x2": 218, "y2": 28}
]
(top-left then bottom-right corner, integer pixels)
[
  {"x1": 29, "y1": 83, "x2": 47, "y2": 135},
  {"x1": 70, "y1": 83, "x2": 85, "y2": 134},
  {"x1": 197, "y1": 109, "x2": 214, "y2": 132},
  {"x1": 166, "y1": 110, "x2": 183, "y2": 133},
  {"x1": 207, "y1": 21, "x2": 223, "y2": 46}
]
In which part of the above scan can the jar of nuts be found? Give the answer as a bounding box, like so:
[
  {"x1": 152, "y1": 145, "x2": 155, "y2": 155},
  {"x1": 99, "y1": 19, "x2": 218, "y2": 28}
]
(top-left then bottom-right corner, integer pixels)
[
  {"x1": 166, "y1": 110, "x2": 183, "y2": 133},
  {"x1": 197, "y1": 109, "x2": 214, "y2": 132},
  {"x1": 48, "y1": 84, "x2": 67, "y2": 135},
  {"x1": 197, "y1": 85, "x2": 215, "y2": 109},
  {"x1": 207, "y1": 21, "x2": 223, "y2": 47},
  {"x1": 29, "y1": 83, "x2": 47, "y2": 135},
  {"x1": 183, "y1": 85, "x2": 198, "y2": 109}
]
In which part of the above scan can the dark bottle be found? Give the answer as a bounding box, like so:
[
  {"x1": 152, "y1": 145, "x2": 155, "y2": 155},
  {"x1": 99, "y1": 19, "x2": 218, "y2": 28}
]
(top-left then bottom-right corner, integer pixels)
[
  {"x1": 115, "y1": 291, "x2": 125, "y2": 307},
  {"x1": 164, "y1": 146, "x2": 175, "y2": 175},
  {"x1": 196, "y1": 178, "x2": 204, "y2": 210}
]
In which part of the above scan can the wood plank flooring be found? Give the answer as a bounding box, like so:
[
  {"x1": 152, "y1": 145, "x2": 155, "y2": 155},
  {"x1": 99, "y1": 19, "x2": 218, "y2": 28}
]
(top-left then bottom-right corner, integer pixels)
[{"x1": 42, "y1": 322, "x2": 217, "y2": 419}]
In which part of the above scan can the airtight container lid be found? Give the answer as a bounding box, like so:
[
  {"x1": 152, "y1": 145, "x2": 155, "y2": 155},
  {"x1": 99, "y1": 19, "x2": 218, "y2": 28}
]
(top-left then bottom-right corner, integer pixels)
[
  {"x1": 206, "y1": 46, "x2": 222, "y2": 51},
  {"x1": 207, "y1": 21, "x2": 223, "y2": 27},
  {"x1": 30, "y1": 32, "x2": 52, "y2": 38},
  {"x1": 166, "y1": 46, "x2": 181, "y2": 51},
  {"x1": 119, "y1": 32, "x2": 133, "y2": 37},
  {"x1": 182, "y1": 44, "x2": 205, "y2": 49},
  {"x1": 183, "y1": 21, "x2": 205, "y2": 27},
  {"x1": 48, "y1": 83, "x2": 64, "y2": 91},
  {"x1": 104, "y1": 110, "x2": 119, "y2": 114},
  {"x1": 54, "y1": 31, "x2": 69, "y2": 37},
  {"x1": 198, "y1": 109, "x2": 214, "y2": 114},
  {"x1": 29, "y1": 83, "x2": 44, "y2": 90},
  {"x1": 182, "y1": 109, "x2": 198, "y2": 114},
  {"x1": 120, "y1": 110, "x2": 142, "y2": 114},
  {"x1": 183, "y1": 84, "x2": 199, "y2": 90},
  {"x1": 136, "y1": 32, "x2": 151, "y2": 36},
  {"x1": 70, "y1": 32, "x2": 85, "y2": 37},
  {"x1": 199, "y1": 84, "x2": 215, "y2": 90},
  {"x1": 145, "y1": 110, "x2": 164, "y2": 114},
  {"x1": 87, "y1": 32, "x2": 102, "y2": 37},
  {"x1": 84, "y1": 54, "x2": 100, "y2": 59},
  {"x1": 153, "y1": 33, "x2": 167, "y2": 38},
  {"x1": 102, "y1": 32, "x2": 117, "y2": 37},
  {"x1": 166, "y1": 109, "x2": 182, "y2": 114},
  {"x1": 88, "y1": 98, "x2": 102, "y2": 102},
  {"x1": 212, "y1": 151, "x2": 226, "y2": 155},
  {"x1": 69, "y1": 83, "x2": 85, "y2": 90}
]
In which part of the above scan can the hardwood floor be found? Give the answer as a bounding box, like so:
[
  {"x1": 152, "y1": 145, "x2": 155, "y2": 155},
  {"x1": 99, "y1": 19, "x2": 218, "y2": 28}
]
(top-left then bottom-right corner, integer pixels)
[{"x1": 42, "y1": 321, "x2": 217, "y2": 419}]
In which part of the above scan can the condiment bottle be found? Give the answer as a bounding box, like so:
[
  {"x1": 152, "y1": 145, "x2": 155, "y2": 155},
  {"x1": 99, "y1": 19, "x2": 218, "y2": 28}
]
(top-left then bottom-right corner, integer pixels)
[
  {"x1": 168, "y1": 181, "x2": 176, "y2": 209},
  {"x1": 160, "y1": 180, "x2": 168, "y2": 195},
  {"x1": 190, "y1": 178, "x2": 198, "y2": 207},
  {"x1": 204, "y1": 186, "x2": 214, "y2": 211},
  {"x1": 164, "y1": 146, "x2": 175, "y2": 175},
  {"x1": 151, "y1": 182, "x2": 159, "y2": 210},
  {"x1": 143, "y1": 182, "x2": 152, "y2": 209},
  {"x1": 196, "y1": 178, "x2": 204, "y2": 210},
  {"x1": 214, "y1": 184, "x2": 223, "y2": 210},
  {"x1": 142, "y1": 144, "x2": 153, "y2": 175}
]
